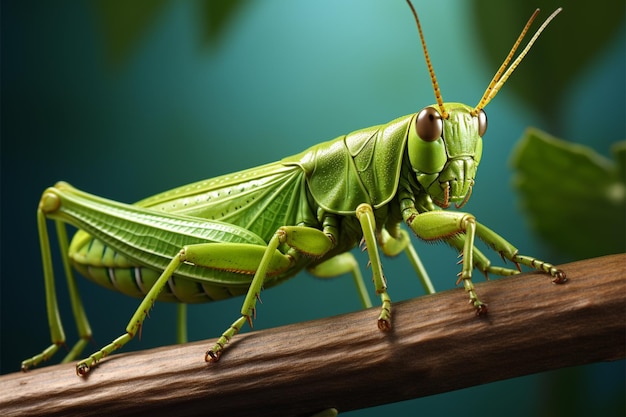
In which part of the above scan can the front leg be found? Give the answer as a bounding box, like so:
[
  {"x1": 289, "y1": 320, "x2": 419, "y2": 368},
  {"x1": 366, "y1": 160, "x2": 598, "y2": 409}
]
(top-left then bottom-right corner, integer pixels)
[
  {"x1": 447, "y1": 222, "x2": 567, "y2": 284},
  {"x1": 403, "y1": 209, "x2": 487, "y2": 313},
  {"x1": 473, "y1": 221, "x2": 566, "y2": 283},
  {"x1": 403, "y1": 204, "x2": 566, "y2": 315}
]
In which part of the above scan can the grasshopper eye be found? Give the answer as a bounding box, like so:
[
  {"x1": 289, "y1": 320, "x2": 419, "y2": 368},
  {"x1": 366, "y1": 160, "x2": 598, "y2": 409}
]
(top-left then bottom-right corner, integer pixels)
[
  {"x1": 477, "y1": 109, "x2": 488, "y2": 137},
  {"x1": 416, "y1": 107, "x2": 443, "y2": 142}
]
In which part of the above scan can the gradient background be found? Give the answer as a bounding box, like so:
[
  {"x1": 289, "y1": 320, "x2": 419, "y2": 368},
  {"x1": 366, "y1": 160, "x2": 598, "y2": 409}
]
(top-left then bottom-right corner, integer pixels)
[{"x1": 2, "y1": 1, "x2": 624, "y2": 416}]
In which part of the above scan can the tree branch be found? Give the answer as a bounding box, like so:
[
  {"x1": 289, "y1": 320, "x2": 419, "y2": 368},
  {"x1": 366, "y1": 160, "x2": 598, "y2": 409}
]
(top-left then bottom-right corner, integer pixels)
[{"x1": 2, "y1": 254, "x2": 624, "y2": 417}]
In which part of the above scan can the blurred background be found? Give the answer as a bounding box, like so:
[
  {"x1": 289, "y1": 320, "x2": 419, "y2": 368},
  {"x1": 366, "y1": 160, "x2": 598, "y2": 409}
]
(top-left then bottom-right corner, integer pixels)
[{"x1": 1, "y1": 0, "x2": 624, "y2": 415}]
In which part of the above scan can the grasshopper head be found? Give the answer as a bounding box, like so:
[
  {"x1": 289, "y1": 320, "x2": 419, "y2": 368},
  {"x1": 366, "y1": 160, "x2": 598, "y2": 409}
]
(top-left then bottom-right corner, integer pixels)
[
  {"x1": 404, "y1": 0, "x2": 561, "y2": 208},
  {"x1": 407, "y1": 103, "x2": 486, "y2": 208}
]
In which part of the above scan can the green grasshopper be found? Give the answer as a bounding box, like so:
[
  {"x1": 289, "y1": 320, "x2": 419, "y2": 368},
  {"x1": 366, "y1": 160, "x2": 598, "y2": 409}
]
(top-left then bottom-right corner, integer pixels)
[{"x1": 21, "y1": 1, "x2": 565, "y2": 376}]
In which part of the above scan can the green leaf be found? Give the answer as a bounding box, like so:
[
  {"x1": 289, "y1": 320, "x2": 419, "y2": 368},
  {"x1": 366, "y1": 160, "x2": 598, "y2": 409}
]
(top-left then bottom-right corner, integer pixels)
[{"x1": 510, "y1": 128, "x2": 626, "y2": 259}]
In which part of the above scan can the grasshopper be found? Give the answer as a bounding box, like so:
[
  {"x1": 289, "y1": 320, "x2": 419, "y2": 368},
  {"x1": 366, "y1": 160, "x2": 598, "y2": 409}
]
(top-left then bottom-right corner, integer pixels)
[{"x1": 21, "y1": 1, "x2": 565, "y2": 376}]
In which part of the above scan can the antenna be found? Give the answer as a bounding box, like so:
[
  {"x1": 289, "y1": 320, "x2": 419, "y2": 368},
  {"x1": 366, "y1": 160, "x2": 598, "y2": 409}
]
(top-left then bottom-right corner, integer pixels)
[
  {"x1": 473, "y1": 8, "x2": 562, "y2": 114},
  {"x1": 406, "y1": 0, "x2": 448, "y2": 119}
]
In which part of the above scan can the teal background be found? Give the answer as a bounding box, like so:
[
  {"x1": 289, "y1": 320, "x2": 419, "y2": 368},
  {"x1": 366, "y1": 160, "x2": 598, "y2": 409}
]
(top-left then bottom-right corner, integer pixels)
[{"x1": 1, "y1": 1, "x2": 624, "y2": 416}]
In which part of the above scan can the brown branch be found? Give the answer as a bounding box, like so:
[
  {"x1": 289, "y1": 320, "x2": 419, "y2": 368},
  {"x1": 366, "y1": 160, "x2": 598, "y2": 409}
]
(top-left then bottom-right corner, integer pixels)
[{"x1": 1, "y1": 254, "x2": 624, "y2": 417}]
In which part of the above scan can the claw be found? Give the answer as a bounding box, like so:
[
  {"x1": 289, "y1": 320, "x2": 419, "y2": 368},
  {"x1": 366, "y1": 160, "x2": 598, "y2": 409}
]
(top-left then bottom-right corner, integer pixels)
[
  {"x1": 475, "y1": 303, "x2": 488, "y2": 316},
  {"x1": 205, "y1": 349, "x2": 221, "y2": 363},
  {"x1": 552, "y1": 270, "x2": 567, "y2": 284},
  {"x1": 76, "y1": 363, "x2": 90, "y2": 377},
  {"x1": 377, "y1": 318, "x2": 392, "y2": 331}
]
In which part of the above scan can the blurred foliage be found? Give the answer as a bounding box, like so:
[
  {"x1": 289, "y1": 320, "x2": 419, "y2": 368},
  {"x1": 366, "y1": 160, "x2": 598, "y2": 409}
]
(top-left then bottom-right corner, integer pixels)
[
  {"x1": 471, "y1": 0, "x2": 625, "y2": 133},
  {"x1": 197, "y1": 0, "x2": 248, "y2": 47},
  {"x1": 93, "y1": 0, "x2": 169, "y2": 67},
  {"x1": 93, "y1": 0, "x2": 248, "y2": 67},
  {"x1": 511, "y1": 129, "x2": 626, "y2": 259}
]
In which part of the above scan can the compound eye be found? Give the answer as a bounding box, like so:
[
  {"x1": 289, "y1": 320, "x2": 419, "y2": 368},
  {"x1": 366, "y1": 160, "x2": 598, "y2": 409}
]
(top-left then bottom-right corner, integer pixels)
[
  {"x1": 477, "y1": 109, "x2": 488, "y2": 137},
  {"x1": 416, "y1": 107, "x2": 443, "y2": 142}
]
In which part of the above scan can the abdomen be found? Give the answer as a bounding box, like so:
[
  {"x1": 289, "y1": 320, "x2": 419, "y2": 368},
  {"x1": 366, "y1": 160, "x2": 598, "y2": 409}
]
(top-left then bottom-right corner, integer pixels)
[{"x1": 69, "y1": 230, "x2": 251, "y2": 303}]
